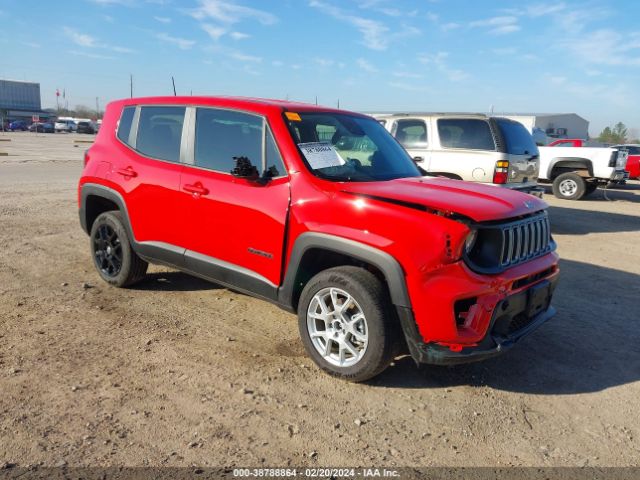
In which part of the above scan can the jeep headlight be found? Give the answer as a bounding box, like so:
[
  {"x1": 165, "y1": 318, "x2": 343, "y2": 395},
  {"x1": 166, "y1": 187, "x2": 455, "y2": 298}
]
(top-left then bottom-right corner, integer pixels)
[{"x1": 464, "y1": 229, "x2": 478, "y2": 254}]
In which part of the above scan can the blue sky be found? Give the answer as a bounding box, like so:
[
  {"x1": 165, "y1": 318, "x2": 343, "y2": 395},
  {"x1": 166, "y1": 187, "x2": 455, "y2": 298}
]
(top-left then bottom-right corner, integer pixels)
[{"x1": 1, "y1": 0, "x2": 639, "y2": 136}]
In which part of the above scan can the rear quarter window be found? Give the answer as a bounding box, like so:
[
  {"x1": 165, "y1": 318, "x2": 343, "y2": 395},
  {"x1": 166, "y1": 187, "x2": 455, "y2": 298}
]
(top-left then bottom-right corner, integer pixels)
[
  {"x1": 496, "y1": 119, "x2": 539, "y2": 155},
  {"x1": 117, "y1": 106, "x2": 135, "y2": 144},
  {"x1": 437, "y1": 119, "x2": 495, "y2": 150}
]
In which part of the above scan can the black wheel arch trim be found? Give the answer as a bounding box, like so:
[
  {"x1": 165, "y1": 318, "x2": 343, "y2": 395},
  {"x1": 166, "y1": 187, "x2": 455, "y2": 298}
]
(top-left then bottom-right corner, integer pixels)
[
  {"x1": 548, "y1": 157, "x2": 594, "y2": 178},
  {"x1": 278, "y1": 232, "x2": 411, "y2": 311}
]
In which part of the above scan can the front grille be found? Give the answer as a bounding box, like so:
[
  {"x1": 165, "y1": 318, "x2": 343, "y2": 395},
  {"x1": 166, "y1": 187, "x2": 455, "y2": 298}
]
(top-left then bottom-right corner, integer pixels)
[
  {"x1": 464, "y1": 211, "x2": 554, "y2": 274},
  {"x1": 499, "y1": 213, "x2": 552, "y2": 268}
]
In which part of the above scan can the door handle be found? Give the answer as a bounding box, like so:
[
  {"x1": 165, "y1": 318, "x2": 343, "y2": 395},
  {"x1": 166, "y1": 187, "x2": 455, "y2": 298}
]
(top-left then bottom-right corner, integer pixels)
[
  {"x1": 116, "y1": 166, "x2": 138, "y2": 178},
  {"x1": 183, "y1": 182, "x2": 209, "y2": 196},
  {"x1": 413, "y1": 156, "x2": 424, "y2": 162}
]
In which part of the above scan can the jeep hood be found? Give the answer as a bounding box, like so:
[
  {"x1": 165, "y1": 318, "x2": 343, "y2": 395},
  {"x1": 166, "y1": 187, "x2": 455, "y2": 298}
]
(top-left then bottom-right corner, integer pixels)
[{"x1": 341, "y1": 177, "x2": 547, "y2": 222}]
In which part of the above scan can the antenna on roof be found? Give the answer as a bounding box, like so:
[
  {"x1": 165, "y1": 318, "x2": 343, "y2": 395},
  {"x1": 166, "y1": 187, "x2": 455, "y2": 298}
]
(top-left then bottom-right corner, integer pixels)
[
  {"x1": 171, "y1": 77, "x2": 177, "y2": 96},
  {"x1": 337, "y1": 99, "x2": 340, "y2": 109},
  {"x1": 315, "y1": 95, "x2": 318, "y2": 105},
  {"x1": 130, "y1": 74, "x2": 133, "y2": 98}
]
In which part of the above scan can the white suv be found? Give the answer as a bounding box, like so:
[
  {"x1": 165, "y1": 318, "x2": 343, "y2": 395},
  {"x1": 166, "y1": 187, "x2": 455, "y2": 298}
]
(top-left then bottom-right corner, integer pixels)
[{"x1": 376, "y1": 113, "x2": 543, "y2": 197}]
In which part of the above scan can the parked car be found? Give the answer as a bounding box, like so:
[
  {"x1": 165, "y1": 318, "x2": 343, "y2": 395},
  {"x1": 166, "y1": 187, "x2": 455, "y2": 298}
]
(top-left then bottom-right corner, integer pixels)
[
  {"x1": 78, "y1": 97, "x2": 559, "y2": 381},
  {"x1": 76, "y1": 121, "x2": 97, "y2": 134},
  {"x1": 375, "y1": 113, "x2": 544, "y2": 197},
  {"x1": 611, "y1": 145, "x2": 640, "y2": 179},
  {"x1": 538, "y1": 145, "x2": 628, "y2": 199},
  {"x1": 9, "y1": 120, "x2": 28, "y2": 131},
  {"x1": 28, "y1": 122, "x2": 55, "y2": 133},
  {"x1": 54, "y1": 119, "x2": 77, "y2": 133},
  {"x1": 547, "y1": 138, "x2": 606, "y2": 148}
]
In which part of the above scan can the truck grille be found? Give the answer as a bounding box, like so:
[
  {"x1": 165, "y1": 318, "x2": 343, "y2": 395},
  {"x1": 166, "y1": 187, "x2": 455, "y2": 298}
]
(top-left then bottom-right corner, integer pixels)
[
  {"x1": 500, "y1": 213, "x2": 552, "y2": 268},
  {"x1": 464, "y1": 211, "x2": 554, "y2": 274}
]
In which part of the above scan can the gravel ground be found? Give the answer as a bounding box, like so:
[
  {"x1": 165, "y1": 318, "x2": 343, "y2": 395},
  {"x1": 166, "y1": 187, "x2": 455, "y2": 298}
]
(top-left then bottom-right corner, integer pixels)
[{"x1": 0, "y1": 132, "x2": 639, "y2": 469}]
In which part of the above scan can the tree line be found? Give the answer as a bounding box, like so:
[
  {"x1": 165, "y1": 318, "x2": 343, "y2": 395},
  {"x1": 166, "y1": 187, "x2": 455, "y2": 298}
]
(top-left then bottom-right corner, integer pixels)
[{"x1": 597, "y1": 122, "x2": 639, "y2": 144}]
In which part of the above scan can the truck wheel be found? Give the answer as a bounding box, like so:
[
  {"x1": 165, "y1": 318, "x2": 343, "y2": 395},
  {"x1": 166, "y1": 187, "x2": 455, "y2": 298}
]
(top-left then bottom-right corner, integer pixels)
[
  {"x1": 90, "y1": 211, "x2": 148, "y2": 287},
  {"x1": 297, "y1": 266, "x2": 399, "y2": 382},
  {"x1": 552, "y1": 173, "x2": 586, "y2": 200}
]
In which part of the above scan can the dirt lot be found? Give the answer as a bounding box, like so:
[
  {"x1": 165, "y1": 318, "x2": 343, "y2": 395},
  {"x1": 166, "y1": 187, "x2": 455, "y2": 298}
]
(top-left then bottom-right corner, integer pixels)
[{"x1": 1, "y1": 132, "x2": 639, "y2": 469}]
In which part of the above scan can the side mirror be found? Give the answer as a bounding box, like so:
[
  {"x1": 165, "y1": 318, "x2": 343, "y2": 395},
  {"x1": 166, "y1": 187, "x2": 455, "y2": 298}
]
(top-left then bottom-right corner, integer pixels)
[{"x1": 230, "y1": 156, "x2": 259, "y2": 180}]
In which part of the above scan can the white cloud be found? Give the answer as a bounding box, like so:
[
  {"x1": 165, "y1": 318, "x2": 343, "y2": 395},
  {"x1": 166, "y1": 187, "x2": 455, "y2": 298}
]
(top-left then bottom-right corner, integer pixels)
[
  {"x1": 562, "y1": 29, "x2": 640, "y2": 66},
  {"x1": 525, "y1": 3, "x2": 566, "y2": 17},
  {"x1": 229, "y1": 31, "x2": 250, "y2": 40},
  {"x1": 191, "y1": 0, "x2": 277, "y2": 25},
  {"x1": 228, "y1": 51, "x2": 261, "y2": 62},
  {"x1": 22, "y1": 41, "x2": 41, "y2": 48},
  {"x1": 309, "y1": 0, "x2": 419, "y2": 51},
  {"x1": 388, "y1": 81, "x2": 430, "y2": 93},
  {"x1": 441, "y1": 22, "x2": 460, "y2": 32},
  {"x1": 63, "y1": 26, "x2": 134, "y2": 53},
  {"x1": 492, "y1": 47, "x2": 517, "y2": 55},
  {"x1": 470, "y1": 15, "x2": 520, "y2": 35},
  {"x1": 154, "y1": 16, "x2": 171, "y2": 23},
  {"x1": 271, "y1": 60, "x2": 284, "y2": 67},
  {"x1": 392, "y1": 71, "x2": 423, "y2": 79},
  {"x1": 314, "y1": 58, "x2": 334, "y2": 67},
  {"x1": 202, "y1": 24, "x2": 227, "y2": 40},
  {"x1": 418, "y1": 51, "x2": 469, "y2": 82},
  {"x1": 156, "y1": 32, "x2": 196, "y2": 49},
  {"x1": 63, "y1": 27, "x2": 97, "y2": 47},
  {"x1": 356, "y1": 58, "x2": 378, "y2": 73},
  {"x1": 69, "y1": 50, "x2": 115, "y2": 60}
]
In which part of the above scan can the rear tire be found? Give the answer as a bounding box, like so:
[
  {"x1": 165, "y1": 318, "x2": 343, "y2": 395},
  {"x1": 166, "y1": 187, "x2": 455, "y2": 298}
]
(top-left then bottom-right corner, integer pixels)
[
  {"x1": 552, "y1": 172, "x2": 586, "y2": 200},
  {"x1": 90, "y1": 211, "x2": 148, "y2": 287},
  {"x1": 297, "y1": 266, "x2": 399, "y2": 382}
]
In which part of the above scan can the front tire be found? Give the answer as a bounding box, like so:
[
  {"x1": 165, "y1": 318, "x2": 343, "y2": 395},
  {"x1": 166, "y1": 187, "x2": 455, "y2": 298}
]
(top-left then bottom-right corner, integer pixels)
[
  {"x1": 90, "y1": 211, "x2": 148, "y2": 287},
  {"x1": 552, "y1": 172, "x2": 586, "y2": 200},
  {"x1": 297, "y1": 266, "x2": 399, "y2": 382}
]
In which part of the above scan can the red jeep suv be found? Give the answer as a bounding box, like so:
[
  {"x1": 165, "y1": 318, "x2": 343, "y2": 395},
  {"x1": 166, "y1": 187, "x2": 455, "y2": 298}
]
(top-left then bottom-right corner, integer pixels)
[{"x1": 78, "y1": 96, "x2": 559, "y2": 381}]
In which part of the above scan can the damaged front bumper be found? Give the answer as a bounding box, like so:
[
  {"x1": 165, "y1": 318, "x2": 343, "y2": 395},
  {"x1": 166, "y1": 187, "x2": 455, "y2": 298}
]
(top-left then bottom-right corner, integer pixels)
[{"x1": 398, "y1": 273, "x2": 559, "y2": 365}]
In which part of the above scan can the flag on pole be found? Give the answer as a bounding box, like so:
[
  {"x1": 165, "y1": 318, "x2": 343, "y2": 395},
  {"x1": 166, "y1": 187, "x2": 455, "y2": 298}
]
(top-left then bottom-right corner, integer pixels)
[{"x1": 56, "y1": 89, "x2": 60, "y2": 97}]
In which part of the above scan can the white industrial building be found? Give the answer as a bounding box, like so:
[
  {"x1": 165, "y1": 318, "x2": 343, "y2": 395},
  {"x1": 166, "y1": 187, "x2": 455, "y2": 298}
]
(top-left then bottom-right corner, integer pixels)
[{"x1": 498, "y1": 113, "x2": 590, "y2": 140}]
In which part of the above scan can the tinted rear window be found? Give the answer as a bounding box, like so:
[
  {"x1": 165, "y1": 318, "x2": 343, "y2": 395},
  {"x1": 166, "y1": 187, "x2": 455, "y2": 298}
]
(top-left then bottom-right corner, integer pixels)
[
  {"x1": 496, "y1": 118, "x2": 539, "y2": 156},
  {"x1": 437, "y1": 119, "x2": 495, "y2": 150},
  {"x1": 117, "y1": 107, "x2": 135, "y2": 144},
  {"x1": 136, "y1": 106, "x2": 185, "y2": 162}
]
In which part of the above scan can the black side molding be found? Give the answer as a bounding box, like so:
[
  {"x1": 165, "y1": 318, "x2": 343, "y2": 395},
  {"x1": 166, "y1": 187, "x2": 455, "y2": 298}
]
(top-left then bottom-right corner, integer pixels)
[{"x1": 278, "y1": 232, "x2": 411, "y2": 310}]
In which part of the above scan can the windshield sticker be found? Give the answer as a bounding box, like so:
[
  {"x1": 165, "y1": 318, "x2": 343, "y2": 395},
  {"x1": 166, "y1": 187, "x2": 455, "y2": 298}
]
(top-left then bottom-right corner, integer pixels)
[{"x1": 298, "y1": 142, "x2": 346, "y2": 170}]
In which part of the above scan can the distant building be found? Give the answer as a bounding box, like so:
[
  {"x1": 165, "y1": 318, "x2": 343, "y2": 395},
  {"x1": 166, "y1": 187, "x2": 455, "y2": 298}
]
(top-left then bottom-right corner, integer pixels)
[
  {"x1": 497, "y1": 113, "x2": 590, "y2": 140},
  {"x1": 0, "y1": 79, "x2": 51, "y2": 122}
]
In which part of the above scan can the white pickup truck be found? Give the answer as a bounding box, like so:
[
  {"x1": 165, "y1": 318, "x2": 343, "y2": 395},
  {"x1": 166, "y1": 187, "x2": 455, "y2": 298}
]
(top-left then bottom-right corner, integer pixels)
[{"x1": 538, "y1": 145, "x2": 628, "y2": 200}]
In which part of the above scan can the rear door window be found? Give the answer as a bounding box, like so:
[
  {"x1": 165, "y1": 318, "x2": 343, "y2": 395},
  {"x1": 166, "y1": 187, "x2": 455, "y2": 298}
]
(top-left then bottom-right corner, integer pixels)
[
  {"x1": 136, "y1": 106, "x2": 185, "y2": 162},
  {"x1": 117, "y1": 106, "x2": 135, "y2": 144},
  {"x1": 394, "y1": 119, "x2": 428, "y2": 148},
  {"x1": 437, "y1": 119, "x2": 495, "y2": 151}
]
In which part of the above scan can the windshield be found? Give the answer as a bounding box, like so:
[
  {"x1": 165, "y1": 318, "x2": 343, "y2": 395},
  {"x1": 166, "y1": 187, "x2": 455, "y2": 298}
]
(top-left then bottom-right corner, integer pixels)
[
  {"x1": 285, "y1": 112, "x2": 421, "y2": 182},
  {"x1": 496, "y1": 118, "x2": 539, "y2": 156}
]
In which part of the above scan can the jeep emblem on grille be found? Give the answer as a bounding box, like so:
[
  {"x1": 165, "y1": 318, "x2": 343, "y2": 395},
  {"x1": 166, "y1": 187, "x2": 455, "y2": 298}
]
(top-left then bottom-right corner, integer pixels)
[{"x1": 524, "y1": 200, "x2": 534, "y2": 209}]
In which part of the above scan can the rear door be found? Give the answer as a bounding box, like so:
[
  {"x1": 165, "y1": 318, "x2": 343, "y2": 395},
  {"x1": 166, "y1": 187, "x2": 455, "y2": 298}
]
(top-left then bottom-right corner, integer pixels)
[
  {"x1": 391, "y1": 118, "x2": 430, "y2": 170},
  {"x1": 179, "y1": 107, "x2": 290, "y2": 291},
  {"x1": 111, "y1": 105, "x2": 186, "y2": 261}
]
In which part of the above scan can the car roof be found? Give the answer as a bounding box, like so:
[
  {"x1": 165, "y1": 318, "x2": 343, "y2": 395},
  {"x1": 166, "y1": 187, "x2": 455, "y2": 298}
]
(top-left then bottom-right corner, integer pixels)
[
  {"x1": 371, "y1": 112, "x2": 489, "y2": 118},
  {"x1": 112, "y1": 95, "x2": 368, "y2": 118}
]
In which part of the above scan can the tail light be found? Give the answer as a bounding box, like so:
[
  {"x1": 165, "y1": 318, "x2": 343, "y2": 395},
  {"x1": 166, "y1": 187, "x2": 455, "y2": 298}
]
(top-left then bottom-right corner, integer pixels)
[
  {"x1": 493, "y1": 160, "x2": 509, "y2": 184},
  {"x1": 608, "y1": 151, "x2": 617, "y2": 167},
  {"x1": 84, "y1": 150, "x2": 90, "y2": 167}
]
